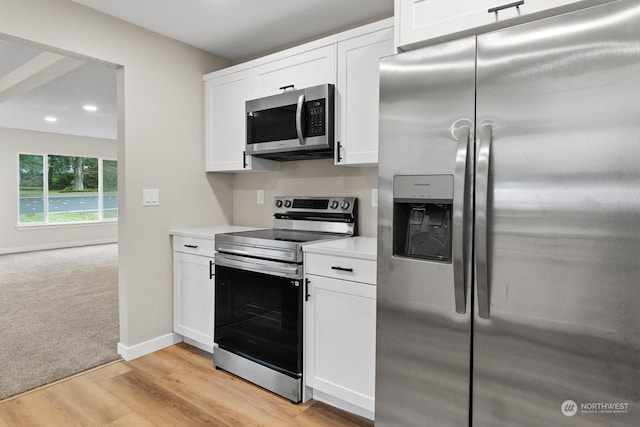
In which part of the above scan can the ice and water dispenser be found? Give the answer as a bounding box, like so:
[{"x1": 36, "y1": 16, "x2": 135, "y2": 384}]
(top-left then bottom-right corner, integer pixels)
[{"x1": 393, "y1": 175, "x2": 453, "y2": 263}]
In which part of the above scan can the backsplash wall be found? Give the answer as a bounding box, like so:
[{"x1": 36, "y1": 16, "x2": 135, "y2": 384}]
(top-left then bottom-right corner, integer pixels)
[{"x1": 232, "y1": 159, "x2": 378, "y2": 236}]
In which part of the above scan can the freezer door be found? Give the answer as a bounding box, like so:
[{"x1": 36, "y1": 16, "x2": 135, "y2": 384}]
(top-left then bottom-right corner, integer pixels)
[
  {"x1": 474, "y1": 1, "x2": 640, "y2": 426},
  {"x1": 376, "y1": 37, "x2": 475, "y2": 427}
]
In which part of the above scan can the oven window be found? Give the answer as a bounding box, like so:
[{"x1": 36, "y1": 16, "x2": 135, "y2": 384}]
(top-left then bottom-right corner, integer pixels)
[
  {"x1": 215, "y1": 265, "x2": 302, "y2": 377},
  {"x1": 247, "y1": 104, "x2": 298, "y2": 144}
]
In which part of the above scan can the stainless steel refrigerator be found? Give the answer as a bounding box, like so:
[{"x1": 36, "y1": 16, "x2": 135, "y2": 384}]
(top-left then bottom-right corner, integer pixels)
[{"x1": 376, "y1": 1, "x2": 640, "y2": 426}]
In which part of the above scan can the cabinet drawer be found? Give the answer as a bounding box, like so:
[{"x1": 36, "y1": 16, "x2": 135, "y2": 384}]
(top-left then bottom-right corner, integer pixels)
[
  {"x1": 305, "y1": 253, "x2": 376, "y2": 285},
  {"x1": 173, "y1": 236, "x2": 215, "y2": 257}
]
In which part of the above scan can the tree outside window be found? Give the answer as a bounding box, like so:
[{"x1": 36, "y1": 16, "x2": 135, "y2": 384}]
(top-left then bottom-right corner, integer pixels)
[{"x1": 19, "y1": 154, "x2": 118, "y2": 224}]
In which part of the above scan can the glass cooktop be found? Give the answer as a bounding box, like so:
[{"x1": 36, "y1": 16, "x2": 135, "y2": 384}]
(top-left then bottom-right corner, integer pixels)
[{"x1": 221, "y1": 228, "x2": 346, "y2": 244}]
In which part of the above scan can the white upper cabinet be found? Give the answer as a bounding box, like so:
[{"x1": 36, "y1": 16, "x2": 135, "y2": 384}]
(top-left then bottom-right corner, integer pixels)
[
  {"x1": 253, "y1": 45, "x2": 336, "y2": 98},
  {"x1": 396, "y1": 0, "x2": 593, "y2": 50},
  {"x1": 204, "y1": 69, "x2": 279, "y2": 172},
  {"x1": 335, "y1": 26, "x2": 394, "y2": 166},
  {"x1": 203, "y1": 18, "x2": 393, "y2": 172}
]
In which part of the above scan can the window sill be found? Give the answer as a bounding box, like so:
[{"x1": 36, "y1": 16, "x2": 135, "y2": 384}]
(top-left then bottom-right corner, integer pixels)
[{"x1": 16, "y1": 220, "x2": 118, "y2": 231}]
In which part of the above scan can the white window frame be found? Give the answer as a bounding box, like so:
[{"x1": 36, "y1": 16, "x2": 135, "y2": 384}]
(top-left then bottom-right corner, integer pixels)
[{"x1": 17, "y1": 152, "x2": 118, "y2": 228}]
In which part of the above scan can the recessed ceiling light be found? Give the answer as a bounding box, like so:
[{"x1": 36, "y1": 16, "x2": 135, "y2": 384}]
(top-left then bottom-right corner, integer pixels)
[
  {"x1": 83, "y1": 104, "x2": 98, "y2": 112},
  {"x1": 44, "y1": 116, "x2": 58, "y2": 123}
]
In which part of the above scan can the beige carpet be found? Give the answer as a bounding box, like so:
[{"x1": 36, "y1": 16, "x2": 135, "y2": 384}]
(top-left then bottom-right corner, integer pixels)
[{"x1": 0, "y1": 244, "x2": 120, "y2": 400}]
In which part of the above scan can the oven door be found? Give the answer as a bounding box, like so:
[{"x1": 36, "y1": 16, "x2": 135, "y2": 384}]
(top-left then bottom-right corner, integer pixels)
[{"x1": 214, "y1": 255, "x2": 303, "y2": 378}]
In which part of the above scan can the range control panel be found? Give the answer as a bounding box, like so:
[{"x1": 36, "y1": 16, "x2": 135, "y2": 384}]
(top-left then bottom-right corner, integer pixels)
[{"x1": 274, "y1": 196, "x2": 356, "y2": 213}]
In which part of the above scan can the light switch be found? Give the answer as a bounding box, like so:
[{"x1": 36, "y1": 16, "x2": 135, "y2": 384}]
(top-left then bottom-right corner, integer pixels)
[
  {"x1": 257, "y1": 189, "x2": 265, "y2": 205},
  {"x1": 142, "y1": 189, "x2": 160, "y2": 206},
  {"x1": 372, "y1": 188, "x2": 378, "y2": 207}
]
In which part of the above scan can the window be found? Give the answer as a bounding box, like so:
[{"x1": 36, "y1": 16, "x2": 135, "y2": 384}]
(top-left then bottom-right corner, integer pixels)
[{"x1": 19, "y1": 154, "x2": 118, "y2": 225}]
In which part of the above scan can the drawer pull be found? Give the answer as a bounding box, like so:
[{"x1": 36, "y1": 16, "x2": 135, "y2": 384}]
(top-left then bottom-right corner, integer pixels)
[
  {"x1": 331, "y1": 266, "x2": 353, "y2": 273},
  {"x1": 488, "y1": 1, "x2": 524, "y2": 15},
  {"x1": 184, "y1": 244, "x2": 198, "y2": 249}
]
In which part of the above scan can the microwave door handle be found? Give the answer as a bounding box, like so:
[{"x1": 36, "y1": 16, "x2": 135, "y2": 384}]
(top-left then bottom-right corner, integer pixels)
[{"x1": 296, "y1": 93, "x2": 306, "y2": 145}]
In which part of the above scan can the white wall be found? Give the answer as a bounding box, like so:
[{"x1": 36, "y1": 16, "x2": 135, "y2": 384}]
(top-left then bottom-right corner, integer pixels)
[
  {"x1": 0, "y1": 127, "x2": 118, "y2": 253},
  {"x1": 233, "y1": 160, "x2": 378, "y2": 237},
  {"x1": 0, "y1": 0, "x2": 232, "y2": 351}
]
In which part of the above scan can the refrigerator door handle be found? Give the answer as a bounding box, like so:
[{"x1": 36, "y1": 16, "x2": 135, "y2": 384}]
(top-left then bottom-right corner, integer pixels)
[
  {"x1": 453, "y1": 125, "x2": 471, "y2": 314},
  {"x1": 476, "y1": 124, "x2": 492, "y2": 319}
]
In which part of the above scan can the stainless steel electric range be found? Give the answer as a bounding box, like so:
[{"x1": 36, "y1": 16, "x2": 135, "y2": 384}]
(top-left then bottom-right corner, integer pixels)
[{"x1": 213, "y1": 196, "x2": 357, "y2": 402}]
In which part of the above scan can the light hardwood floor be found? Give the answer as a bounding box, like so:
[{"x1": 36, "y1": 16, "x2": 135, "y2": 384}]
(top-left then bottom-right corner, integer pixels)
[{"x1": 0, "y1": 343, "x2": 373, "y2": 426}]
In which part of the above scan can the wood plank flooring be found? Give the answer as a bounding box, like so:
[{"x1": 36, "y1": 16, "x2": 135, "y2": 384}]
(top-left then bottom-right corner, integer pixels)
[{"x1": 0, "y1": 343, "x2": 373, "y2": 426}]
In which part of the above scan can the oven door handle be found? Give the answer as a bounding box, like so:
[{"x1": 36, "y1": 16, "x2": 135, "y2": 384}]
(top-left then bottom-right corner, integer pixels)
[
  {"x1": 215, "y1": 253, "x2": 302, "y2": 279},
  {"x1": 217, "y1": 248, "x2": 251, "y2": 257}
]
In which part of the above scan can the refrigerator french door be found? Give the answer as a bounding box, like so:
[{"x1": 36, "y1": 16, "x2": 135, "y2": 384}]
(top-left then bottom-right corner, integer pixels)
[{"x1": 376, "y1": 1, "x2": 640, "y2": 426}]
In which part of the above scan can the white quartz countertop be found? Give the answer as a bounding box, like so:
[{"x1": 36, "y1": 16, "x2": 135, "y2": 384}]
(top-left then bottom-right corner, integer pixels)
[
  {"x1": 169, "y1": 225, "x2": 264, "y2": 240},
  {"x1": 303, "y1": 236, "x2": 377, "y2": 260}
]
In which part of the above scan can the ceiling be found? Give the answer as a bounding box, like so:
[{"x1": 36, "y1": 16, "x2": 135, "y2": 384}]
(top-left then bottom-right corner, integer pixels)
[
  {"x1": 0, "y1": 0, "x2": 393, "y2": 139},
  {"x1": 0, "y1": 38, "x2": 117, "y2": 140},
  {"x1": 71, "y1": 0, "x2": 393, "y2": 60}
]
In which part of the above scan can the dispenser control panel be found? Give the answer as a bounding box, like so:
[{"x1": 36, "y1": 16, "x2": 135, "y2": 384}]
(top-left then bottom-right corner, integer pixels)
[{"x1": 393, "y1": 175, "x2": 453, "y2": 263}]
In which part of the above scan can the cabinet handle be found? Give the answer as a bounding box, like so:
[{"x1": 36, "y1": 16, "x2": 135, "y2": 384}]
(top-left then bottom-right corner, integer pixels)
[
  {"x1": 305, "y1": 278, "x2": 311, "y2": 302},
  {"x1": 184, "y1": 244, "x2": 198, "y2": 248},
  {"x1": 331, "y1": 266, "x2": 353, "y2": 273},
  {"x1": 336, "y1": 141, "x2": 343, "y2": 163},
  {"x1": 279, "y1": 84, "x2": 294, "y2": 91},
  {"x1": 242, "y1": 150, "x2": 248, "y2": 168},
  {"x1": 488, "y1": 1, "x2": 524, "y2": 14},
  {"x1": 209, "y1": 260, "x2": 214, "y2": 280}
]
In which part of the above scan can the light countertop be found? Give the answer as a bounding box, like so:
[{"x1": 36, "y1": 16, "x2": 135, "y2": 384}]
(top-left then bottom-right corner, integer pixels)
[
  {"x1": 169, "y1": 225, "x2": 264, "y2": 240},
  {"x1": 303, "y1": 236, "x2": 377, "y2": 260}
]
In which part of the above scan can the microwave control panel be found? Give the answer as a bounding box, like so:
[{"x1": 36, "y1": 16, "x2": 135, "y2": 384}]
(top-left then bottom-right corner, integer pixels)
[{"x1": 306, "y1": 99, "x2": 326, "y2": 137}]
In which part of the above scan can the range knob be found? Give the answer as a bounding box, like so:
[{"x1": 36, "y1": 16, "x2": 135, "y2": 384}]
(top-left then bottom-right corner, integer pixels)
[
  {"x1": 341, "y1": 200, "x2": 350, "y2": 210},
  {"x1": 275, "y1": 200, "x2": 283, "y2": 208},
  {"x1": 330, "y1": 200, "x2": 339, "y2": 209},
  {"x1": 284, "y1": 200, "x2": 293, "y2": 208}
]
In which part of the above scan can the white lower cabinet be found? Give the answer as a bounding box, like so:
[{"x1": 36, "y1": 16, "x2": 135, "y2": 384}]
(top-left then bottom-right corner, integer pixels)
[
  {"x1": 304, "y1": 250, "x2": 377, "y2": 417},
  {"x1": 173, "y1": 236, "x2": 216, "y2": 352}
]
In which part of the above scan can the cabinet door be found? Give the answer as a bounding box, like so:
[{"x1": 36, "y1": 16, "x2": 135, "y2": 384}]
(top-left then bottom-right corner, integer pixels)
[
  {"x1": 173, "y1": 251, "x2": 215, "y2": 348},
  {"x1": 336, "y1": 27, "x2": 394, "y2": 166},
  {"x1": 396, "y1": 0, "x2": 590, "y2": 50},
  {"x1": 396, "y1": 0, "x2": 496, "y2": 49},
  {"x1": 204, "y1": 71, "x2": 279, "y2": 172},
  {"x1": 507, "y1": 0, "x2": 591, "y2": 19},
  {"x1": 253, "y1": 45, "x2": 336, "y2": 98},
  {"x1": 305, "y1": 274, "x2": 377, "y2": 412}
]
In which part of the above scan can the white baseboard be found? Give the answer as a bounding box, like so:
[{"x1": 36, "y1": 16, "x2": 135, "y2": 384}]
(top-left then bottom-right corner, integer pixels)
[
  {"x1": 312, "y1": 389, "x2": 375, "y2": 421},
  {"x1": 182, "y1": 337, "x2": 214, "y2": 354},
  {"x1": 0, "y1": 238, "x2": 118, "y2": 255},
  {"x1": 117, "y1": 333, "x2": 182, "y2": 361}
]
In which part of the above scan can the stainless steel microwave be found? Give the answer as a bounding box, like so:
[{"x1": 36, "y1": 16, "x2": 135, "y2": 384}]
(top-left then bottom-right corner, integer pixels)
[{"x1": 246, "y1": 84, "x2": 334, "y2": 161}]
